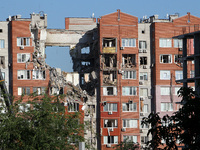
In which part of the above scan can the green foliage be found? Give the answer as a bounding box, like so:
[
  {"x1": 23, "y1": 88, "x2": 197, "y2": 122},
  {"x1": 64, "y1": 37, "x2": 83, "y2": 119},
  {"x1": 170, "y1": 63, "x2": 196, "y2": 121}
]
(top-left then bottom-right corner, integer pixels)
[
  {"x1": 0, "y1": 94, "x2": 84, "y2": 150},
  {"x1": 115, "y1": 140, "x2": 140, "y2": 150},
  {"x1": 142, "y1": 87, "x2": 200, "y2": 150}
]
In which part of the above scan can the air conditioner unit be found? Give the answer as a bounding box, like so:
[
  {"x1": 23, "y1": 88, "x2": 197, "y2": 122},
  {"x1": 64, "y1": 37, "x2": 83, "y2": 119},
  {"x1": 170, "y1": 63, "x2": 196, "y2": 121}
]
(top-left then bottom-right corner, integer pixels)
[
  {"x1": 148, "y1": 95, "x2": 152, "y2": 99},
  {"x1": 108, "y1": 111, "x2": 113, "y2": 115},
  {"x1": 140, "y1": 113, "x2": 144, "y2": 116},
  {"x1": 120, "y1": 47, "x2": 124, "y2": 50},
  {"x1": 121, "y1": 128, "x2": 126, "y2": 132},
  {"x1": 143, "y1": 65, "x2": 147, "y2": 69},
  {"x1": 139, "y1": 49, "x2": 143, "y2": 53},
  {"x1": 20, "y1": 46, "x2": 24, "y2": 50},
  {"x1": 140, "y1": 129, "x2": 143, "y2": 133},
  {"x1": 118, "y1": 70, "x2": 123, "y2": 74},
  {"x1": 107, "y1": 144, "x2": 112, "y2": 148},
  {"x1": 143, "y1": 50, "x2": 147, "y2": 53},
  {"x1": 139, "y1": 81, "x2": 143, "y2": 85}
]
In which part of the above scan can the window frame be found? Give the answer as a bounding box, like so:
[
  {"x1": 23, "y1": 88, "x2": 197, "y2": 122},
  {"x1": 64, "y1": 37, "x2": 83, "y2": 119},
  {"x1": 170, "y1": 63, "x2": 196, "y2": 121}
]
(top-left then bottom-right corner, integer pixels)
[
  {"x1": 139, "y1": 72, "x2": 148, "y2": 81},
  {"x1": 160, "y1": 70, "x2": 170, "y2": 80},
  {"x1": 160, "y1": 54, "x2": 172, "y2": 63},
  {"x1": 32, "y1": 70, "x2": 46, "y2": 80},
  {"x1": 160, "y1": 87, "x2": 170, "y2": 95},
  {"x1": 103, "y1": 103, "x2": 117, "y2": 112},
  {"x1": 122, "y1": 38, "x2": 136, "y2": 47},
  {"x1": 122, "y1": 103, "x2": 137, "y2": 112},
  {"x1": 122, "y1": 86, "x2": 137, "y2": 96},
  {"x1": 122, "y1": 119, "x2": 138, "y2": 128},
  {"x1": 104, "y1": 119, "x2": 118, "y2": 128},
  {"x1": 122, "y1": 71, "x2": 136, "y2": 79},
  {"x1": 17, "y1": 37, "x2": 30, "y2": 46},
  {"x1": 139, "y1": 41, "x2": 147, "y2": 49},
  {"x1": 18, "y1": 87, "x2": 30, "y2": 95},
  {"x1": 173, "y1": 39, "x2": 183, "y2": 48},
  {"x1": 123, "y1": 135, "x2": 137, "y2": 143},
  {"x1": 0, "y1": 39, "x2": 5, "y2": 48},
  {"x1": 17, "y1": 70, "x2": 31, "y2": 80},
  {"x1": 159, "y1": 38, "x2": 172, "y2": 47},
  {"x1": 68, "y1": 103, "x2": 79, "y2": 112},
  {"x1": 161, "y1": 103, "x2": 173, "y2": 112},
  {"x1": 17, "y1": 53, "x2": 31, "y2": 63},
  {"x1": 104, "y1": 136, "x2": 118, "y2": 144},
  {"x1": 175, "y1": 70, "x2": 183, "y2": 80}
]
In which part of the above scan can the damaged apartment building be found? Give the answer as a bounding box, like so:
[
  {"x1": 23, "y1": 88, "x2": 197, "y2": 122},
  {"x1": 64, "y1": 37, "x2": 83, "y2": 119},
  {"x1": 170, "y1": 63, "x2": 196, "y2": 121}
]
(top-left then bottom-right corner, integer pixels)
[{"x1": 1, "y1": 9, "x2": 200, "y2": 150}]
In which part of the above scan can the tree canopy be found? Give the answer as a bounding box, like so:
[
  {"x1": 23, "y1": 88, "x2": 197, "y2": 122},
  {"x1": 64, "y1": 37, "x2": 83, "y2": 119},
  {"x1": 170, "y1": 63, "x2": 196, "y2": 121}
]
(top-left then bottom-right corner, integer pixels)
[
  {"x1": 0, "y1": 94, "x2": 84, "y2": 150},
  {"x1": 142, "y1": 87, "x2": 200, "y2": 150}
]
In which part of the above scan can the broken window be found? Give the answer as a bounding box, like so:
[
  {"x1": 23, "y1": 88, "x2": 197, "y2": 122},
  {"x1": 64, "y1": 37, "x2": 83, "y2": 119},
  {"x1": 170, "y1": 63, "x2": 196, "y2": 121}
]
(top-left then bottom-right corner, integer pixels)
[
  {"x1": 122, "y1": 103, "x2": 137, "y2": 112},
  {"x1": 18, "y1": 87, "x2": 30, "y2": 95},
  {"x1": 0, "y1": 40, "x2": 5, "y2": 48},
  {"x1": 68, "y1": 103, "x2": 79, "y2": 112},
  {"x1": 141, "y1": 136, "x2": 149, "y2": 144},
  {"x1": 122, "y1": 71, "x2": 136, "y2": 79},
  {"x1": 122, "y1": 54, "x2": 136, "y2": 68},
  {"x1": 101, "y1": 54, "x2": 117, "y2": 69},
  {"x1": 139, "y1": 72, "x2": 148, "y2": 80},
  {"x1": 88, "y1": 105, "x2": 95, "y2": 114},
  {"x1": 17, "y1": 70, "x2": 30, "y2": 79},
  {"x1": 103, "y1": 86, "x2": 117, "y2": 96},
  {"x1": 160, "y1": 55, "x2": 172, "y2": 63},
  {"x1": 140, "y1": 57, "x2": 147, "y2": 65},
  {"x1": 32, "y1": 70, "x2": 45, "y2": 80},
  {"x1": 102, "y1": 38, "x2": 116, "y2": 53},
  {"x1": 104, "y1": 136, "x2": 118, "y2": 144},
  {"x1": 0, "y1": 29, "x2": 2, "y2": 33},
  {"x1": 0, "y1": 56, "x2": 5, "y2": 69},
  {"x1": 17, "y1": 53, "x2": 30, "y2": 63},
  {"x1": 174, "y1": 55, "x2": 182, "y2": 64},
  {"x1": 103, "y1": 71, "x2": 117, "y2": 85},
  {"x1": 50, "y1": 87, "x2": 59, "y2": 95},
  {"x1": 139, "y1": 41, "x2": 147, "y2": 49},
  {"x1": 33, "y1": 87, "x2": 46, "y2": 95},
  {"x1": 1, "y1": 72, "x2": 5, "y2": 80},
  {"x1": 122, "y1": 38, "x2": 136, "y2": 47},
  {"x1": 103, "y1": 103, "x2": 117, "y2": 112},
  {"x1": 17, "y1": 37, "x2": 30, "y2": 46},
  {"x1": 104, "y1": 119, "x2": 118, "y2": 128}
]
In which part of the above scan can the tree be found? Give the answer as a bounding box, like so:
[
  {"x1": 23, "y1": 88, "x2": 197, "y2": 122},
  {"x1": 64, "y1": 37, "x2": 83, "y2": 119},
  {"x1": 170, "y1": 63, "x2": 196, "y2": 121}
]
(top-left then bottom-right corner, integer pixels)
[
  {"x1": 142, "y1": 87, "x2": 200, "y2": 150},
  {"x1": 114, "y1": 140, "x2": 140, "y2": 150},
  {"x1": 0, "y1": 94, "x2": 84, "y2": 150}
]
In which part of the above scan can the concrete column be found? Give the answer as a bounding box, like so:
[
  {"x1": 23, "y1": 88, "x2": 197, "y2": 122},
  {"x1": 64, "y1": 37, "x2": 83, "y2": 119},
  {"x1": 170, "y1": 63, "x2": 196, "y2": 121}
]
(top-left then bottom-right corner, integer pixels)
[{"x1": 182, "y1": 38, "x2": 187, "y2": 88}]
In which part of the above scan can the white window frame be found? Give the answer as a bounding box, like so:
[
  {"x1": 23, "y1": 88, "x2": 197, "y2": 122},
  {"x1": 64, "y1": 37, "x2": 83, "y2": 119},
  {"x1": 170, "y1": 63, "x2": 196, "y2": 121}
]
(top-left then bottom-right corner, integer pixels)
[
  {"x1": 122, "y1": 86, "x2": 137, "y2": 96},
  {"x1": 103, "y1": 86, "x2": 117, "y2": 96},
  {"x1": 103, "y1": 103, "x2": 117, "y2": 112},
  {"x1": 160, "y1": 54, "x2": 172, "y2": 63},
  {"x1": 17, "y1": 37, "x2": 30, "y2": 46},
  {"x1": 33, "y1": 87, "x2": 46, "y2": 95},
  {"x1": 190, "y1": 70, "x2": 194, "y2": 78},
  {"x1": 159, "y1": 38, "x2": 172, "y2": 47},
  {"x1": 122, "y1": 119, "x2": 138, "y2": 128},
  {"x1": 0, "y1": 39, "x2": 5, "y2": 48},
  {"x1": 68, "y1": 103, "x2": 79, "y2": 112},
  {"x1": 17, "y1": 53, "x2": 30, "y2": 63},
  {"x1": 161, "y1": 103, "x2": 173, "y2": 112},
  {"x1": 104, "y1": 119, "x2": 118, "y2": 128},
  {"x1": 140, "y1": 88, "x2": 148, "y2": 97},
  {"x1": 104, "y1": 136, "x2": 118, "y2": 144},
  {"x1": 160, "y1": 70, "x2": 170, "y2": 80},
  {"x1": 175, "y1": 70, "x2": 183, "y2": 80},
  {"x1": 139, "y1": 41, "x2": 147, "y2": 49},
  {"x1": 122, "y1": 103, "x2": 137, "y2": 112},
  {"x1": 122, "y1": 38, "x2": 136, "y2": 47},
  {"x1": 18, "y1": 87, "x2": 30, "y2": 95},
  {"x1": 160, "y1": 87, "x2": 170, "y2": 95},
  {"x1": 174, "y1": 39, "x2": 183, "y2": 48},
  {"x1": 139, "y1": 72, "x2": 148, "y2": 81},
  {"x1": 17, "y1": 70, "x2": 31, "y2": 80},
  {"x1": 32, "y1": 70, "x2": 46, "y2": 80},
  {"x1": 122, "y1": 71, "x2": 136, "y2": 79},
  {"x1": 123, "y1": 135, "x2": 137, "y2": 143}
]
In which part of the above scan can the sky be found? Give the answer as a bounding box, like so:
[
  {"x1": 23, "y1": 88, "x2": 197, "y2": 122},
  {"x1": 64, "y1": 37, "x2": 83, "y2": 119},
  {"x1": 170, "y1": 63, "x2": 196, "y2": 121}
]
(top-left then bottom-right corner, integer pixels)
[{"x1": 1, "y1": 0, "x2": 200, "y2": 72}]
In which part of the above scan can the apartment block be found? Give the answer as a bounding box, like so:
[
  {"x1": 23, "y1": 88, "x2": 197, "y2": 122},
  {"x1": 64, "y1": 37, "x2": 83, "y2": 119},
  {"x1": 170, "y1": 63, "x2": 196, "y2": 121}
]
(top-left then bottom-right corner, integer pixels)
[{"x1": 98, "y1": 10, "x2": 140, "y2": 149}]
